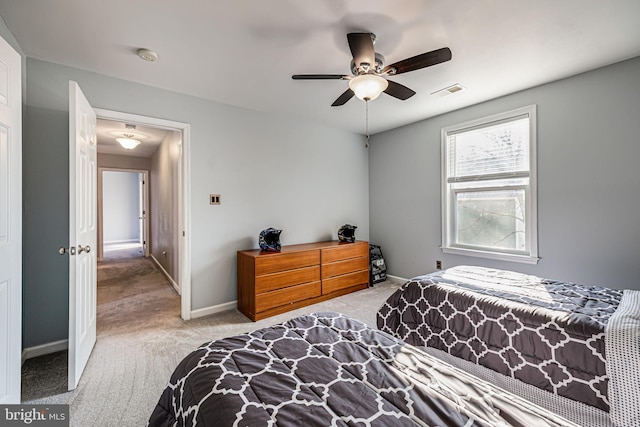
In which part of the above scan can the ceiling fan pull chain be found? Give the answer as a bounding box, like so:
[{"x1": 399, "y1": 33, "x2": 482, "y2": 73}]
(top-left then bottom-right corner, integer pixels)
[{"x1": 365, "y1": 99, "x2": 370, "y2": 148}]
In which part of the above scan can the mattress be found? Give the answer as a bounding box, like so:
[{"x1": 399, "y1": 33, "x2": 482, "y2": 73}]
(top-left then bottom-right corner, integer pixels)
[
  {"x1": 377, "y1": 266, "x2": 640, "y2": 426},
  {"x1": 148, "y1": 312, "x2": 577, "y2": 427}
]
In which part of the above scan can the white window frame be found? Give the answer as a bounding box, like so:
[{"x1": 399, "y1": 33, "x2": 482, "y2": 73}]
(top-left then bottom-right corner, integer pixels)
[{"x1": 441, "y1": 105, "x2": 539, "y2": 264}]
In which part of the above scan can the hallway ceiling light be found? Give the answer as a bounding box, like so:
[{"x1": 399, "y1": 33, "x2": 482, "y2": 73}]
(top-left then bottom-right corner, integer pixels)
[{"x1": 116, "y1": 134, "x2": 141, "y2": 150}]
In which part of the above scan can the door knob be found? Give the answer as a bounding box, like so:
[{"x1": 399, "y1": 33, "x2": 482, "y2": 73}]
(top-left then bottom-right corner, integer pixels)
[
  {"x1": 77, "y1": 244, "x2": 91, "y2": 254},
  {"x1": 59, "y1": 246, "x2": 76, "y2": 255}
]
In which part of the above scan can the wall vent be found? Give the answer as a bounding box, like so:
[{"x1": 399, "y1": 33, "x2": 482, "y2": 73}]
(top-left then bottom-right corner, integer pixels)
[{"x1": 431, "y1": 84, "x2": 466, "y2": 97}]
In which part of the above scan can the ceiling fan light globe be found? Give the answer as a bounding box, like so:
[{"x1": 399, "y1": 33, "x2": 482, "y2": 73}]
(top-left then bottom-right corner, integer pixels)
[
  {"x1": 348, "y1": 74, "x2": 388, "y2": 101},
  {"x1": 116, "y1": 137, "x2": 141, "y2": 150}
]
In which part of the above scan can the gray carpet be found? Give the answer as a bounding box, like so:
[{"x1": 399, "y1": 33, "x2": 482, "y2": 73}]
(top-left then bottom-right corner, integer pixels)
[{"x1": 21, "y1": 248, "x2": 402, "y2": 426}]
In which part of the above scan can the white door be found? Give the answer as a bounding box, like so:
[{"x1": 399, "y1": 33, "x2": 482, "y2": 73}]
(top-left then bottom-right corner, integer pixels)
[
  {"x1": 68, "y1": 81, "x2": 97, "y2": 391},
  {"x1": 0, "y1": 34, "x2": 22, "y2": 404}
]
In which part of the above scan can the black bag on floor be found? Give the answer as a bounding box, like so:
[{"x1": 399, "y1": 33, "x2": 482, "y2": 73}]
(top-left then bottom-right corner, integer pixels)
[{"x1": 369, "y1": 244, "x2": 387, "y2": 285}]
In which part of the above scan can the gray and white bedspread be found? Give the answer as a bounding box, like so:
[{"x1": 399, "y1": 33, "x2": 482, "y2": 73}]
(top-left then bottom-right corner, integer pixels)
[
  {"x1": 605, "y1": 290, "x2": 640, "y2": 427},
  {"x1": 377, "y1": 266, "x2": 625, "y2": 414},
  {"x1": 148, "y1": 312, "x2": 577, "y2": 427}
]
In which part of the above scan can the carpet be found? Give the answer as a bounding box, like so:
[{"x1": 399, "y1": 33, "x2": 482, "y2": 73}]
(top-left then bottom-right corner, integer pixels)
[{"x1": 21, "y1": 249, "x2": 403, "y2": 426}]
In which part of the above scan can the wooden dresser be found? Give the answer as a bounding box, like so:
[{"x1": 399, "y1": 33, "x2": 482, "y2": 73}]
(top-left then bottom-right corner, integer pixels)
[{"x1": 237, "y1": 241, "x2": 369, "y2": 321}]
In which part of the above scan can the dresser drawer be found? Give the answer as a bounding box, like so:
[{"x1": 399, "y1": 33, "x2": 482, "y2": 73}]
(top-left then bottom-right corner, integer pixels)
[
  {"x1": 255, "y1": 250, "x2": 320, "y2": 275},
  {"x1": 322, "y1": 256, "x2": 368, "y2": 279},
  {"x1": 322, "y1": 270, "x2": 369, "y2": 294},
  {"x1": 256, "y1": 281, "x2": 321, "y2": 313},
  {"x1": 321, "y1": 241, "x2": 368, "y2": 264},
  {"x1": 256, "y1": 266, "x2": 320, "y2": 294}
]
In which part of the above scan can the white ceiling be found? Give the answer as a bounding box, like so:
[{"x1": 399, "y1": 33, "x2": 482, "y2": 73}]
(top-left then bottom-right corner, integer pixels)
[
  {"x1": 1, "y1": 0, "x2": 640, "y2": 135},
  {"x1": 96, "y1": 119, "x2": 168, "y2": 158}
]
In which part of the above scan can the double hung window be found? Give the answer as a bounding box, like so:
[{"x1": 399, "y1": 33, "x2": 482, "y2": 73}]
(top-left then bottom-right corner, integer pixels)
[{"x1": 441, "y1": 105, "x2": 538, "y2": 263}]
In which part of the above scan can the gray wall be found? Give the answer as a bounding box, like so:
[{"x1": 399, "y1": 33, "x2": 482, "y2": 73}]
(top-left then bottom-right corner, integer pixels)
[
  {"x1": 150, "y1": 131, "x2": 180, "y2": 282},
  {"x1": 369, "y1": 56, "x2": 640, "y2": 290},
  {"x1": 98, "y1": 153, "x2": 151, "y2": 170},
  {"x1": 102, "y1": 171, "x2": 140, "y2": 244},
  {"x1": 23, "y1": 58, "x2": 369, "y2": 347}
]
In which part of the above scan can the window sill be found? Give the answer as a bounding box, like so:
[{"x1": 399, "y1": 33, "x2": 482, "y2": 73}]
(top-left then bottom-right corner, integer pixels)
[{"x1": 441, "y1": 246, "x2": 539, "y2": 265}]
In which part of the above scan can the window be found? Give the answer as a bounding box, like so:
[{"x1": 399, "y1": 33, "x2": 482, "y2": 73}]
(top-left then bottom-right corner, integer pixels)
[{"x1": 441, "y1": 105, "x2": 538, "y2": 263}]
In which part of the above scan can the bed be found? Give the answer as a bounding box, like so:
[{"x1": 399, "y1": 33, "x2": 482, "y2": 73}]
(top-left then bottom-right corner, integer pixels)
[
  {"x1": 377, "y1": 265, "x2": 640, "y2": 427},
  {"x1": 148, "y1": 312, "x2": 578, "y2": 427}
]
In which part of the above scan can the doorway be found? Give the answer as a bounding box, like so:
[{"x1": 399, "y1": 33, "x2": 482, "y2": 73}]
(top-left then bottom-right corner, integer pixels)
[
  {"x1": 99, "y1": 169, "x2": 149, "y2": 260},
  {"x1": 94, "y1": 109, "x2": 191, "y2": 320}
]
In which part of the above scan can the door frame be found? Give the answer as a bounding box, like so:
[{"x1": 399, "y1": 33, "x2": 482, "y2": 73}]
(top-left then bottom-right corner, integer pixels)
[
  {"x1": 94, "y1": 108, "x2": 192, "y2": 320},
  {"x1": 0, "y1": 33, "x2": 22, "y2": 404},
  {"x1": 97, "y1": 168, "x2": 150, "y2": 261}
]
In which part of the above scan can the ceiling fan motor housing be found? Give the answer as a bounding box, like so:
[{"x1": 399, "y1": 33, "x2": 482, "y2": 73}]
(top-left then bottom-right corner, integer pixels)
[{"x1": 351, "y1": 52, "x2": 385, "y2": 75}]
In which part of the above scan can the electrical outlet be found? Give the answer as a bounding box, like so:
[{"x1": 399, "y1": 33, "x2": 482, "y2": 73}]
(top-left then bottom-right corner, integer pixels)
[
  {"x1": 210, "y1": 194, "x2": 221, "y2": 205},
  {"x1": 436, "y1": 260, "x2": 442, "y2": 270}
]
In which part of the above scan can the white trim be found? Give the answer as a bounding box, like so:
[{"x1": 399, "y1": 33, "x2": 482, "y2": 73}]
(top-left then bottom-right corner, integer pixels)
[
  {"x1": 190, "y1": 301, "x2": 237, "y2": 319},
  {"x1": 0, "y1": 35, "x2": 22, "y2": 403},
  {"x1": 386, "y1": 274, "x2": 409, "y2": 283},
  {"x1": 441, "y1": 104, "x2": 538, "y2": 262},
  {"x1": 150, "y1": 254, "x2": 180, "y2": 294},
  {"x1": 21, "y1": 340, "x2": 69, "y2": 365},
  {"x1": 93, "y1": 109, "x2": 192, "y2": 320},
  {"x1": 180, "y1": 126, "x2": 192, "y2": 320},
  {"x1": 98, "y1": 167, "x2": 150, "y2": 261},
  {"x1": 104, "y1": 239, "x2": 140, "y2": 245},
  {"x1": 442, "y1": 246, "x2": 540, "y2": 264}
]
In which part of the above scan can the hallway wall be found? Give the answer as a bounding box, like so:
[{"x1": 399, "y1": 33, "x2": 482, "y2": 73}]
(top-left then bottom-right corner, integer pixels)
[
  {"x1": 150, "y1": 131, "x2": 181, "y2": 283},
  {"x1": 102, "y1": 171, "x2": 140, "y2": 244}
]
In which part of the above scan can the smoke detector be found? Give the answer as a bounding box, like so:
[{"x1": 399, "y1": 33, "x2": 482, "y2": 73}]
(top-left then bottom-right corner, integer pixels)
[{"x1": 137, "y1": 48, "x2": 159, "y2": 62}]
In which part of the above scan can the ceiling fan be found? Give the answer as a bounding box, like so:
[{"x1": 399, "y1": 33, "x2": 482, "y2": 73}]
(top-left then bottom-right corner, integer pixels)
[{"x1": 292, "y1": 33, "x2": 452, "y2": 106}]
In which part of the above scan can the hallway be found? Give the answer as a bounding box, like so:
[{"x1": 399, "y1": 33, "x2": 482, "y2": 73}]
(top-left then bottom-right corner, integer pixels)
[
  {"x1": 97, "y1": 245, "x2": 180, "y2": 337},
  {"x1": 21, "y1": 247, "x2": 180, "y2": 401}
]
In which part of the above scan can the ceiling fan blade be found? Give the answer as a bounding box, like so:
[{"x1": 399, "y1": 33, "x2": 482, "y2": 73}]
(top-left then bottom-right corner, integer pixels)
[
  {"x1": 383, "y1": 47, "x2": 452, "y2": 75},
  {"x1": 331, "y1": 88, "x2": 355, "y2": 107},
  {"x1": 292, "y1": 74, "x2": 348, "y2": 80},
  {"x1": 347, "y1": 33, "x2": 375, "y2": 71},
  {"x1": 384, "y1": 80, "x2": 416, "y2": 100}
]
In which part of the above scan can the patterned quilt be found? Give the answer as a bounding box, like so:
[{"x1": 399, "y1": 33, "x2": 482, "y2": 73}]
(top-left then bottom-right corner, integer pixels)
[
  {"x1": 377, "y1": 266, "x2": 623, "y2": 413},
  {"x1": 148, "y1": 312, "x2": 577, "y2": 427}
]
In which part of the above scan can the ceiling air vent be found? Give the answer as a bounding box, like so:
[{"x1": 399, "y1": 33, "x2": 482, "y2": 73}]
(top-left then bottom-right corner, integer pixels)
[{"x1": 431, "y1": 84, "x2": 466, "y2": 97}]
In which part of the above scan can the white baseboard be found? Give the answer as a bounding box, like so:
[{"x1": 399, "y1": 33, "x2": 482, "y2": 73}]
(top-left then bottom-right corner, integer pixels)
[
  {"x1": 386, "y1": 274, "x2": 409, "y2": 283},
  {"x1": 191, "y1": 301, "x2": 237, "y2": 319},
  {"x1": 104, "y1": 239, "x2": 140, "y2": 244},
  {"x1": 21, "y1": 339, "x2": 68, "y2": 365},
  {"x1": 150, "y1": 254, "x2": 180, "y2": 294}
]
